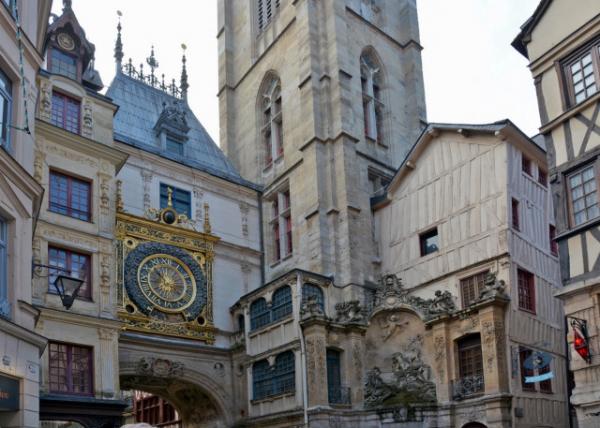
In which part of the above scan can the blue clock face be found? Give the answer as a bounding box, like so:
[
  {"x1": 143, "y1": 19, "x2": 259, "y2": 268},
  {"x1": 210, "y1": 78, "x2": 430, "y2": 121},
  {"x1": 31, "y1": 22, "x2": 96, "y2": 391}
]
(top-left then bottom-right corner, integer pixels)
[{"x1": 124, "y1": 242, "x2": 206, "y2": 321}]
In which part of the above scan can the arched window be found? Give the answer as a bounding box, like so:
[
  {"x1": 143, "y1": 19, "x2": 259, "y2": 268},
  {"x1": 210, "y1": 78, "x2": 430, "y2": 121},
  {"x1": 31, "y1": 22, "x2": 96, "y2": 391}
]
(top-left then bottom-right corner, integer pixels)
[
  {"x1": 252, "y1": 359, "x2": 271, "y2": 400},
  {"x1": 271, "y1": 286, "x2": 292, "y2": 321},
  {"x1": 360, "y1": 50, "x2": 384, "y2": 144},
  {"x1": 273, "y1": 351, "x2": 295, "y2": 395},
  {"x1": 302, "y1": 283, "x2": 325, "y2": 313},
  {"x1": 260, "y1": 76, "x2": 283, "y2": 165},
  {"x1": 250, "y1": 297, "x2": 270, "y2": 330}
]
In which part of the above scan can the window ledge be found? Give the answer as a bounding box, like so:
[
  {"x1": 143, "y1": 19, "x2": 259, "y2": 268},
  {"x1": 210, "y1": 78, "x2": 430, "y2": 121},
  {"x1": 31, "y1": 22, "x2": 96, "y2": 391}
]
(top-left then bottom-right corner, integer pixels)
[
  {"x1": 248, "y1": 314, "x2": 294, "y2": 337},
  {"x1": 518, "y1": 307, "x2": 537, "y2": 316},
  {"x1": 251, "y1": 391, "x2": 295, "y2": 404}
]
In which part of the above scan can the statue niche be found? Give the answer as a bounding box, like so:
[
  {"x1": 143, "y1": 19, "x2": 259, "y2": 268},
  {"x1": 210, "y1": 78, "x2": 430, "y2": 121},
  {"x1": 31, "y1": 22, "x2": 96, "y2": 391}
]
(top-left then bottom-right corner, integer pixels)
[{"x1": 364, "y1": 309, "x2": 436, "y2": 408}]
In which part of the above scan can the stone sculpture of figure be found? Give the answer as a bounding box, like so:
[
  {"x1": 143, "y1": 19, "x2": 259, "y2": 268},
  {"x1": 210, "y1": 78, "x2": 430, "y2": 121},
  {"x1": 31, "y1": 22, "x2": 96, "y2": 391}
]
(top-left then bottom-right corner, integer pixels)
[
  {"x1": 379, "y1": 313, "x2": 409, "y2": 342},
  {"x1": 364, "y1": 367, "x2": 394, "y2": 407},
  {"x1": 478, "y1": 272, "x2": 507, "y2": 301},
  {"x1": 427, "y1": 290, "x2": 456, "y2": 316},
  {"x1": 300, "y1": 295, "x2": 324, "y2": 317}
]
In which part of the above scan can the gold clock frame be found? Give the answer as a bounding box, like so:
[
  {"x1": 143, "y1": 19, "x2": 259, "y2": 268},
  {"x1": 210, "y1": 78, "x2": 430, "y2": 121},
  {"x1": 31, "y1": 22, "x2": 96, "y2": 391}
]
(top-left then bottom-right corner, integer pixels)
[{"x1": 115, "y1": 210, "x2": 219, "y2": 343}]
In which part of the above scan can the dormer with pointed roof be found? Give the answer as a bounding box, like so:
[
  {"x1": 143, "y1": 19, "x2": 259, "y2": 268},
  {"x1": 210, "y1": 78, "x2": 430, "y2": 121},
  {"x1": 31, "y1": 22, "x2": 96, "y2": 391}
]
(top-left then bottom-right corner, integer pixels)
[{"x1": 45, "y1": 0, "x2": 102, "y2": 90}]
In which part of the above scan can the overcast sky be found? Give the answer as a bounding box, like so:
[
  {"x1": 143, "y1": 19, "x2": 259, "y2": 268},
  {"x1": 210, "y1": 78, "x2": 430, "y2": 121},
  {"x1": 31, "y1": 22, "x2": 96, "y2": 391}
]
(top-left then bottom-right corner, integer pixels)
[{"x1": 53, "y1": 0, "x2": 541, "y2": 143}]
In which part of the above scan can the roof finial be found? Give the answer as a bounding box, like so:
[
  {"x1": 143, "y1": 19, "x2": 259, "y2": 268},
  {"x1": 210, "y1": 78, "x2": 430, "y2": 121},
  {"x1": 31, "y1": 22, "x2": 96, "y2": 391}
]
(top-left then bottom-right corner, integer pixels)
[
  {"x1": 146, "y1": 45, "x2": 159, "y2": 86},
  {"x1": 180, "y1": 43, "x2": 189, "y2": 102},
  {"x1": 63, "y1": 0, "x2": 72, "y2": 11},
  {"x1": 114, "y1": 10, "x2": 124, "y2": 72}
]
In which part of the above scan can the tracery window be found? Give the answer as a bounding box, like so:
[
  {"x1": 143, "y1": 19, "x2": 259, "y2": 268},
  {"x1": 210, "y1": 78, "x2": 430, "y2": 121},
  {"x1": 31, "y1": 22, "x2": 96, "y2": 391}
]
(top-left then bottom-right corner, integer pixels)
[
  {"x1": 257, "y1": 0, "x2": 281, "y2": 32},
  {"x1": 360, "y1": 51, "x2": 385, "y2": 144},
  {"x1": 269, "y1": 188, "x2": 292, "y2": 262},
  {"x1": 302, "y1": 283, "x2": 324, "y2": 313},
  {"x1": 261, "y1": 77, "x2": 283, "y2": 165}
]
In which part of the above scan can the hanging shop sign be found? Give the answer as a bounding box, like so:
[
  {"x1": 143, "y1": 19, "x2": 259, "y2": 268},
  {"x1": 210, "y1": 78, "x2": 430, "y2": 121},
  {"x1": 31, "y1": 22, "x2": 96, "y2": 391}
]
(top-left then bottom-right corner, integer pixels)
[{"x1": 523, "y1": 350, "x2": 553, "y2": 383}]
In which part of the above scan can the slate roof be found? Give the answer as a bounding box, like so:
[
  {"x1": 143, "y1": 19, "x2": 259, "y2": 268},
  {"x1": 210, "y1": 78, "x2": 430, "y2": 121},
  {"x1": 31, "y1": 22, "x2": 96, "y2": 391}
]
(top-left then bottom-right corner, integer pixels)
[{"x1": 106, "y1": 72, "x2": 258, "y2": 190}]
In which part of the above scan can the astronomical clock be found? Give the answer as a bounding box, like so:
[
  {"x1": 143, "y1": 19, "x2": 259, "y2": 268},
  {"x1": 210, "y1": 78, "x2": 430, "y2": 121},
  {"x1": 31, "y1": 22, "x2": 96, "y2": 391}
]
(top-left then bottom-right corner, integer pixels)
[{"x1": 115, "y1": 187, "x2": 217, "y2": 343}]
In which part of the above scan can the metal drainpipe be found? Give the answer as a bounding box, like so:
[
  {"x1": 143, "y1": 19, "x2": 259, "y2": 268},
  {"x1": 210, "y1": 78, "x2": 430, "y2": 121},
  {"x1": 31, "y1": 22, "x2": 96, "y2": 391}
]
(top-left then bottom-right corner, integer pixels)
[{"x1": 297, "y1": 273, "x2": 309, "y2": 427}]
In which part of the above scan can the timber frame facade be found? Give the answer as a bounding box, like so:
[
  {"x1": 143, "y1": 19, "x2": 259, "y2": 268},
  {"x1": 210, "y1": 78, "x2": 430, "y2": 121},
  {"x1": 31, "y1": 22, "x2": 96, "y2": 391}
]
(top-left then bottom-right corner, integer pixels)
[{"x1": 514, "y1": 1, "x2": 600, "y2": 427}]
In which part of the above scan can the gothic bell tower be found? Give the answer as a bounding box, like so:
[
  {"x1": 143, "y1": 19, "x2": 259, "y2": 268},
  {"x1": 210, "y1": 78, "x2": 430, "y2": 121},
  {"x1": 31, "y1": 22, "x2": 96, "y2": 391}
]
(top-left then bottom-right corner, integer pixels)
[{"x1": 218, "y1": 0, "x2": 426, "y2": 286}]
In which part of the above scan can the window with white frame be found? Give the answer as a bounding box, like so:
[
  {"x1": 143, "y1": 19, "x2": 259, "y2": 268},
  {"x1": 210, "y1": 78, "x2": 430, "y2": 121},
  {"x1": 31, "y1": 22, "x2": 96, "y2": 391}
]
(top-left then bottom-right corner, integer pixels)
[
  {"x1": 269, "y1": 188, "x2": 292, "y2": 262},
  {"x1": 257, "y1": 0, "x2": 281, "y2": 32},
  {"x1": 361, "y1": 51, "x2": 385, "y2": 144},
  {"x1": 261, "y1": 77, "x2": 283, "y2": 166},
  {"x1": 0, "y1": 217, "x2": 8, "y2": 317}
]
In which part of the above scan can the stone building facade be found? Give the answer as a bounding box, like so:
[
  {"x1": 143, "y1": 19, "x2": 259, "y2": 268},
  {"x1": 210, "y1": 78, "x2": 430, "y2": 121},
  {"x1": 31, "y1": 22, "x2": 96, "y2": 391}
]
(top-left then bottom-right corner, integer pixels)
[
  {"x1": 32, "y1": 2, "x2": 129, "y2": 426},
  {"x1": 0, "y1": 1, "x2": 50, "y2": 427},
  {"x1": 513, "y1": 1, "x2": 600, "y2": 426}
]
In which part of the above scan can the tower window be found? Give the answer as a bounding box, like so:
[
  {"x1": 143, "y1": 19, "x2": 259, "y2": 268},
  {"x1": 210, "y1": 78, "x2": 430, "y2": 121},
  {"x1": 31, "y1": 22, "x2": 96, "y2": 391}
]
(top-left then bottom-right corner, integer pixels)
[
  {"x1": 50, "y1": 49, "x2": 78, "y2": 80},
  {"x1": 261, "y1": 77, "x2": 283, "y2": 166},
  {"x1": 268, "y1": 187, "x2": 292, "y2": 262},
  {"x1": 257, "y1": 0, "x2": 281, "y2": 32},
  {"x1": 360, "y1": 51, "x2": 385, "y2": 144}
]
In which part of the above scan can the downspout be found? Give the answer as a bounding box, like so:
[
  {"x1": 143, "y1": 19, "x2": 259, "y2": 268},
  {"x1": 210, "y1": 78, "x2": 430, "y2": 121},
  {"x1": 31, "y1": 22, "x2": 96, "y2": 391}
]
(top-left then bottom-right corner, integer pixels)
[
  {"x1": 296, "y1": 273, "x2": 309, "y2": 427},
  {"x1": 257, "y1": 190, "x2": 265, "y2": 285}
]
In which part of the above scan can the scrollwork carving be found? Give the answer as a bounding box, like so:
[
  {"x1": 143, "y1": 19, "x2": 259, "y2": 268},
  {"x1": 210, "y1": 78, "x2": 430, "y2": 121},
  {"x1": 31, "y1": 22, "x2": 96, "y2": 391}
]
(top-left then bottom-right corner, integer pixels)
[{"x1": 335, "y1": 300, "x2": 365, "y2": 323}]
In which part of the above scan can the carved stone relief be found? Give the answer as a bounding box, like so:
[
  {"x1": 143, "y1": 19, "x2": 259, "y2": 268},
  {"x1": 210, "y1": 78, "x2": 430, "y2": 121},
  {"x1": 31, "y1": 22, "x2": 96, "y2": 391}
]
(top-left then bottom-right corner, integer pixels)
[
  {"x1": 482, "y1": 320, "x2": 505, "y2": 373},
  {"x1": 239, "y1": 202, "x2": 250, "y2": 238},
  {"x1": 136, "y1": 357, "x2": 184, "y2": 378},
  {"x1": 141, "y1": 169, "x2": 153, "y2": 211},
  {"x1": 82, "y1": 99, "x2": 93, "y2": 138},
  {"x1": 334, "y1": 300, "x2": 365, "y2": 323},
  {"x1": 433, "y1": 335, "x2": 446, "y2": 380},
  {"x1": 39, "y1": 81, "x2": 52, "y2": 121}
]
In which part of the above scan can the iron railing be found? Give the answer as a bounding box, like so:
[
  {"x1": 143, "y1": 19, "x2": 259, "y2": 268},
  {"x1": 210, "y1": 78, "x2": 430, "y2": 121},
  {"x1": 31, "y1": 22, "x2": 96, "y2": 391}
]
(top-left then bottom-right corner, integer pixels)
[
  {"x1": 328, "y1": 385, "x2": 352, "y2": 406},
  {"x1": 452, "y1": 374, "x2": 484, "y2": 400}
]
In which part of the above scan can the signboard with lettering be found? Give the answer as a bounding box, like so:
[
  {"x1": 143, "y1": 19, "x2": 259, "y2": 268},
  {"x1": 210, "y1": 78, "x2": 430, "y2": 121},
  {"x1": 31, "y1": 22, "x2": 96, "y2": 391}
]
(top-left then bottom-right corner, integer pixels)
[{"x1": 0, "y1": 375, "x2": 19, "y2": 411}]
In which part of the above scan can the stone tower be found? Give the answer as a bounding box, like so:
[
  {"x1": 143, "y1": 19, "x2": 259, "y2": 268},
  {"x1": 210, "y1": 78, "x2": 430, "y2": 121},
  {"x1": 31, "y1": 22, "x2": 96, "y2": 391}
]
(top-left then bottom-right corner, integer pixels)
[{"x1": 218, "y1": 0, "x2": 426, "y2": 286}]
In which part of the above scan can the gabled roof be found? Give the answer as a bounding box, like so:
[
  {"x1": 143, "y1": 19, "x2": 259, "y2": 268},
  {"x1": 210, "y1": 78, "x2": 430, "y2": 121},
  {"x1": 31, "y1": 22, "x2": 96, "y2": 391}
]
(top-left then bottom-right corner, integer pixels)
[
  {"x1": 512, "y1": 0, "x2": 552, "y2": 58},
  {"x1": 106, "y1": 72, "x2": 259, "y2": 190},
  {"x1": 385, "y1": 119, "x2": 545, "y2": 195}
]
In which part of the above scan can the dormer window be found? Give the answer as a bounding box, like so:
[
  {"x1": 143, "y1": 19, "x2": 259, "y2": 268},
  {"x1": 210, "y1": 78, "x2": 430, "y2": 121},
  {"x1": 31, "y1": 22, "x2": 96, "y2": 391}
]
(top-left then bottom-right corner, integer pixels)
[
  {"x1": 50, "y1": 49, "x2": 78, "y2": 80},
  {"x1": 166, "y1": 137, "x2": 184, "y2": 156}
]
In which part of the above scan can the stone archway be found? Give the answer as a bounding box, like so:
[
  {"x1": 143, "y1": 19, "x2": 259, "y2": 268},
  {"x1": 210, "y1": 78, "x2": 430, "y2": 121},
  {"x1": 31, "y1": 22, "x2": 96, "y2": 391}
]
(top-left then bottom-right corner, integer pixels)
[{"x1": 119, "y1": 353, "x2": 233, "y2": 428}]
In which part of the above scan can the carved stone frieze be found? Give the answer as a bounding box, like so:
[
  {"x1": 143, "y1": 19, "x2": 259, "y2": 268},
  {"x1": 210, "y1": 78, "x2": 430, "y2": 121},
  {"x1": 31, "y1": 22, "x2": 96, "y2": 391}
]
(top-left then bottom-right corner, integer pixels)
[
  {"x1": 372, "y1": 274, "x2": 456, "y2": 321},
  {"x1": 334, "y1": 300, "x2": 365, "y2": 323},
  {"x1": 39, "y1": 81, "x2": 52, "y2": 121},
  {"x1": 136, "y1": 357, "x2": 184, "y2": 378}
]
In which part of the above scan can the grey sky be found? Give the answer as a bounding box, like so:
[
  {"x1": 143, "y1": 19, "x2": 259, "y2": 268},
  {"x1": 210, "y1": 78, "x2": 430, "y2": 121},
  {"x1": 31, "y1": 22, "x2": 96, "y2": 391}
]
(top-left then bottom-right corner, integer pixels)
[{"x1": 54, "y1": 0, "x2": 541, "y2": 143}]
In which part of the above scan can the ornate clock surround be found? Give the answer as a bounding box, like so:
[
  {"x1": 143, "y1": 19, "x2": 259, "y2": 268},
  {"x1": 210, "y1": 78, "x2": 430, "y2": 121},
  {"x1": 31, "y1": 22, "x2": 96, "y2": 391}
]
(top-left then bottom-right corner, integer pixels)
[{"x1": 115, "y1": 206, "x2": 218, "y2": 343}]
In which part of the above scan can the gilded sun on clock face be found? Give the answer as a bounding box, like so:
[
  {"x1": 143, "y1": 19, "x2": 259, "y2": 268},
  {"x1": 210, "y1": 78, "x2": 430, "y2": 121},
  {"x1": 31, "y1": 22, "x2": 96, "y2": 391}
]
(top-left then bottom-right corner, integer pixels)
[
  {"x1": 137, "y1": 254, "x2": 196, "y2": 313},
  {"x1": 57, "y1": 32, "x2": 75, "y2": 51}
]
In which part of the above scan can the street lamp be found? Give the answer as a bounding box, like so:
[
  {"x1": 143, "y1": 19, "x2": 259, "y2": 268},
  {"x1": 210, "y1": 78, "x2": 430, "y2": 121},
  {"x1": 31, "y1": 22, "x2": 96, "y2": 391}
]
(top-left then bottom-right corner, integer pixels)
[
  {"x1": 31, "y1": 263, "x2": 85, "y2": 310},
  {"x1": 52, "y1": 274, "x2": 84, "y2": 310}
]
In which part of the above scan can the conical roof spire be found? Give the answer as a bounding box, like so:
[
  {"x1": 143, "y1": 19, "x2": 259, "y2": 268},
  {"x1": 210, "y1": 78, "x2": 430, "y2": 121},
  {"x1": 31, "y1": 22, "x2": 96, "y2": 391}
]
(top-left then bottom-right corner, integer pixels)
[
  {"x1": 180, "y1": 44, "x2": 189, "y2": 102},
  {"x1": 114, "y1": 10, "x2": 124, "y2": 72}
]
